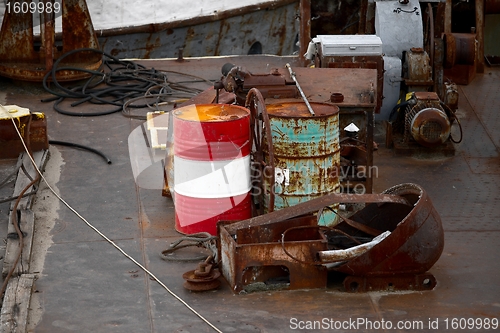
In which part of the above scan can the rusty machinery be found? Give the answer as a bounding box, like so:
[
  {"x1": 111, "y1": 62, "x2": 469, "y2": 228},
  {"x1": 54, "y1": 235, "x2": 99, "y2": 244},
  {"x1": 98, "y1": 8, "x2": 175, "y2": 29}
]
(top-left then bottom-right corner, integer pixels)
[
  {"x1": 184, "y1": 72, "x2": 446, "y2": 292},
  {"x1": 218, "y1": 183, "x2": 444, "y2": 293},
  {"x1": 297, "y1": 0, "x2": 473, "y2": 155},
  {"x1": 384, "y1": 44, "x2": 464, "y2": 154},
  {"x1": 0, "y1": 0, "x2": 101, "y2": 81},
  {"x1": 387, "y1": 3, "x2": 471, "y2": 154},
  {"x1": 387, "y1": 91, "x2": 462, "y2": 155},
  {"x1": 378, "y1": 10, "x2": 465, "y2": 154},
  {"x1": 213, "y1": 63, "x2": 378, "y2": 195},
  {"x1": 215, "y1": 62, "x2": 298, "y2": 104},
  {"x1": 171, "y1": 55, "x2": 443, "y2": 294}
]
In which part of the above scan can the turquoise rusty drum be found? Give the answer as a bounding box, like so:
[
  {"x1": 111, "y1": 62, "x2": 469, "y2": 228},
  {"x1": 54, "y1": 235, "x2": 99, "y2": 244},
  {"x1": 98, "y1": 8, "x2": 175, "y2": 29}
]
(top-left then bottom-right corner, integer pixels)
[{"x1": 263, "y1": 102, "x2": 340, "y2": 226}]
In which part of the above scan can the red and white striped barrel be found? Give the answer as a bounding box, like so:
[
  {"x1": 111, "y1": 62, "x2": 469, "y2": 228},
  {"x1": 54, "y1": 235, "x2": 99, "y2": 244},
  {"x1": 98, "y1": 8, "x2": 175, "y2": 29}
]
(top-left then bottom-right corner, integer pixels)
[{"x1": 173, "y1": 104, "x2": 251, "y2": 235}]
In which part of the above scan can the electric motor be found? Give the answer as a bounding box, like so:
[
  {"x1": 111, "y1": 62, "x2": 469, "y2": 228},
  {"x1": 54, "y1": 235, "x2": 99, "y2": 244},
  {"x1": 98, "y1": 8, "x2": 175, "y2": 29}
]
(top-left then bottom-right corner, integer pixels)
[{"x1": 404, "y1": 92, "x2": 451, "y2": 148}]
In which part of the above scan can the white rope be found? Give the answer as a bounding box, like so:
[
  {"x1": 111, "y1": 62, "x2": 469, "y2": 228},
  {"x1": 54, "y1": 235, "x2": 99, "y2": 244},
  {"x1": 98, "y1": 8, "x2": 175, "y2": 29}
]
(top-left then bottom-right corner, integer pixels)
[{"x1": 0, "y1": 104, "x2": 223, "y2": 333}]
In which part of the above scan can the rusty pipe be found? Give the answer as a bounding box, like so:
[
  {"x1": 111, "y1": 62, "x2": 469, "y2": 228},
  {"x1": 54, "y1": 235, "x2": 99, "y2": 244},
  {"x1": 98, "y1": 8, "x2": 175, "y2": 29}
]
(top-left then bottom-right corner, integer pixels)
[
  {"x1": 299, "y1": 0, "x2": 311, "y2": 65},
  {"x1": 427, "y1": 3, "x2": 434, "y2": 72},
  {"x1": 43, "y1": 0, "x2": 55, "y2": 73}
]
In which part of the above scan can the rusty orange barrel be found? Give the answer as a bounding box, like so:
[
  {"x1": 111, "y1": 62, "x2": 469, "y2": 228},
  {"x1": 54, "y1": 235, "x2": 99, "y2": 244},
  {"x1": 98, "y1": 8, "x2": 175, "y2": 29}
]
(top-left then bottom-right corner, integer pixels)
[
  {"x1": 173, "y1": 104, "x2": 252, "y2": 235},
  {"x1": 264, "y1": 102, "x2": 340, "y2": 226}
]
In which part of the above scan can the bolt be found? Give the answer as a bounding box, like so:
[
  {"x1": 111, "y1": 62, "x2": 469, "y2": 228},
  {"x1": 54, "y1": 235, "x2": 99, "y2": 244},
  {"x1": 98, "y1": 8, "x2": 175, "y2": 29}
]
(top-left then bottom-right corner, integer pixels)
[{"x1": 176, "y1": 48, "x2": 184, "y2": 62}]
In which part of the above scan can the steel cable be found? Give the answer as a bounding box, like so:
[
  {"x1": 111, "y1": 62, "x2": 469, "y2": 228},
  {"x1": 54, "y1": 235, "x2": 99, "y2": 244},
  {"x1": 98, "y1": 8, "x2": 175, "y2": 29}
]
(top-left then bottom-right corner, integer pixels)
[
  {"x1": 0, "y1": 104, "x2": 223, "y2": 333},
  {"x1": 159, "y1": 232, "x2": 219, "y2": 262}
]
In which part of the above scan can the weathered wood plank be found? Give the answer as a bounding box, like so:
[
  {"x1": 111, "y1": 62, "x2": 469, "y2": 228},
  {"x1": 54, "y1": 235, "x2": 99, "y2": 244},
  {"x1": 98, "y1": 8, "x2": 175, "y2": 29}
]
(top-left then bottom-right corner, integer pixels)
[
  {"x1": 2, "y1": 210, "x2": 35, "y2": 278},
  {"x1": 0, "y1": 274, "x2": 36, "y2": 333}
]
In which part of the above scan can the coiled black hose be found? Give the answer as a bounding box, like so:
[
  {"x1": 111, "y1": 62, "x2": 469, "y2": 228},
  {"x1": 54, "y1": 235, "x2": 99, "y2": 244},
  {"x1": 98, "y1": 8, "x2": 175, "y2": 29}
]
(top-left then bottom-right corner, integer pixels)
[{"x1": 42, "y1": 48, "x2": 211, "y2": 118}]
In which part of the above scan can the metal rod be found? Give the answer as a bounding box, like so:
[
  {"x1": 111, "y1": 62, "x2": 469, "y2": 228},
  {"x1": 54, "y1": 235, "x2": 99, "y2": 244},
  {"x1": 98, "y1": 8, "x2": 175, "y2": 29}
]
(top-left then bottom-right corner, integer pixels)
[
  {"x1": 43, "y1": 0, "x2": 55, "y2": 73},
  {"x1": 476, "y1": 0, "x2": 485, "y2": 73},
  {"x1": 285, "y1": 63, "x2": 315, "y2": 116}
]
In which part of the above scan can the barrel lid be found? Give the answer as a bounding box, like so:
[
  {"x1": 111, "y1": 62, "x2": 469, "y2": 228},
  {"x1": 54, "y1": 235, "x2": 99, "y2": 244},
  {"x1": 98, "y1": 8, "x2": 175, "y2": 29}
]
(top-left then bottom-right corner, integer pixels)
[
  {"x1": 173, "y1": 104, "x2": 248, "y2": 122},
  {"x1": 266, "y1": 102, "x2": 338, "y2": 118}
]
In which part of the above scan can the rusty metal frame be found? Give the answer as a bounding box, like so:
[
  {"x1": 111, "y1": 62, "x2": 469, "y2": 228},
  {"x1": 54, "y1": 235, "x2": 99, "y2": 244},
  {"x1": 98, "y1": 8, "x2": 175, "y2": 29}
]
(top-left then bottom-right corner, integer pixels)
[
  {"x1": 0, "y1": 0, "x2": 102, "y2": 82},
  {"x1": 218, "y1": 215, "x2": 329, "y2": 293}
]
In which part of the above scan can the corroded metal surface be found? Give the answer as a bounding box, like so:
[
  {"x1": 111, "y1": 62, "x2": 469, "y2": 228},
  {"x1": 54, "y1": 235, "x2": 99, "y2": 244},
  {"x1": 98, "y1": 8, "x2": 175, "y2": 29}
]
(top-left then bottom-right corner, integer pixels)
[
  {"x1": 343, "y1": 273, "x2": 437, "y2": 293},
  {"x1": 476, "y1": 0, "x2": 485, "y2": 73},
  {"x1": 333, "y1": 183, "x2": 444, "y2": 279},
  {"x1": 389, "y1": 91, "x2": 455, "y2": 154},
  {"x1": 0, "y1": 0, "x2": 101, "y2": 81},
  {"x1": 274, "y1": 66, "x2": 377, "y2": 193},
  {"x1": 220, "y1": 64, "x2": 297, "y2": 105},
  {"x1": 443, "y1": 33, "x2": 476, "y2": 66},
  {"x1": 0, "y1": 109, "x2": 48, "y2": 159},
  {"x1": 263, "y1": 102, "x2": 340, "y2": 225},
  {"x1": 443, "y1": 33, "x2": 477, "y2": 85},
  {"x1": 218, "y1": 216, "x2": 329, "y2": 293},
  {"x1": 405, "y1": 92, "x2": 451, "y2": 148},
  {"x1": 182, "y1": 257, "x2": 221, "y2": 291},
  {"x1": 404, "y1": 47, "x2": 433, "y2": 87},
  {"x1": 225, "y1": 191, "x2": 416, "y2": 234},
  {"x1": 316, "y1": 53, "x2": 384, "y2": 114},
  {"x1": 219, "y1": 183, "x2": 441, "y2": 293},
  {"x1": 298, "y1": 0, "x2": 311, "y2": 65},
  {"x1": 98, "y1": 1, "x2": 300, "y2": 59}
]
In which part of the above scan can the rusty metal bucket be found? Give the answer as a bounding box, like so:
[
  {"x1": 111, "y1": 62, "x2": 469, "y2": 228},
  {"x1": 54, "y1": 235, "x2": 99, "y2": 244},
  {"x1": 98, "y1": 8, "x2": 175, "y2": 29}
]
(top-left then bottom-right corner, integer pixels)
[{"x1": 330, "y1": 183, "x2": 445, "y2": 292}]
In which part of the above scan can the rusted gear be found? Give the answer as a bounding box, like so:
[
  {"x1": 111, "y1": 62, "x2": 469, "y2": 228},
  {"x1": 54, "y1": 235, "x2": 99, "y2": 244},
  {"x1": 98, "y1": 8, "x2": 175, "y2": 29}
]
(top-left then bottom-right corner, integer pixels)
[
  {"x1": 245, "y1": 88, "x2": 275, "y2": 215},
  {"x1": 182, "y1": 256, "x2": 221, "y2": 291}
]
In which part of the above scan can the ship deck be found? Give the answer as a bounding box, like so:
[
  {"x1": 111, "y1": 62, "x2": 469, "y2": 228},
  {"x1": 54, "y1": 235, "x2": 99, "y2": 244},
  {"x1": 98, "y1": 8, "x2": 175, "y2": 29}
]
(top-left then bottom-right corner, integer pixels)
[{"x1": 0, "y1": 55, "x2": 499, "y2": 332}]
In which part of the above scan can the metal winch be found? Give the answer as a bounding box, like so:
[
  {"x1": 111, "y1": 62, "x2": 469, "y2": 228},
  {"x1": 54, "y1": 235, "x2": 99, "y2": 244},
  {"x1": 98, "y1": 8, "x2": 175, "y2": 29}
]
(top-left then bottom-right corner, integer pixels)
[{"x1": 402, "y1": 92, "x2": 451, "y2": 148}]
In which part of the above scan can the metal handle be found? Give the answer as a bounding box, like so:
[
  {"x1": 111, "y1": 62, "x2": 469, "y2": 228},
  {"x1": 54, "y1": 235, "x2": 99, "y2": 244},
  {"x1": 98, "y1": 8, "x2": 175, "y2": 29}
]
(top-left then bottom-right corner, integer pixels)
[{"x1": 285, "y1": 63, "x2": 315, "y2": 116}]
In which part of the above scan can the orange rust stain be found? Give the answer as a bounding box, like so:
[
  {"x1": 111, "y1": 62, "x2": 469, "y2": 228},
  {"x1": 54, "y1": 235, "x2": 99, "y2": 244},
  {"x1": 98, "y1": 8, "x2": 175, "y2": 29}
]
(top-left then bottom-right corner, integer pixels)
[{"x1": 174, "y1": 104, "x2": 249, "y2": 122}]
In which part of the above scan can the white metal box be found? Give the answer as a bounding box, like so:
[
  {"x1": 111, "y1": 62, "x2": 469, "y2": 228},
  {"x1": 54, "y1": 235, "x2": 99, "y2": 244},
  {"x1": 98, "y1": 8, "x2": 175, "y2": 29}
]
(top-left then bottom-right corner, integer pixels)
[{"x1": 316, "y1": 35, "x2": 383, "y2": 56}]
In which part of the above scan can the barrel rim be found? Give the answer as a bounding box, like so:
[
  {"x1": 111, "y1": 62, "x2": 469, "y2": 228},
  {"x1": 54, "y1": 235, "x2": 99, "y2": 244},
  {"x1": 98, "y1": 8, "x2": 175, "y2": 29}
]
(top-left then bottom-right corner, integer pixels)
[
  {"x1": 266, "y1": 102, "x2": 339, "y2": 119},
  {"x1": 173, "y1": 103, "x2": 250, "y2": 123}
]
